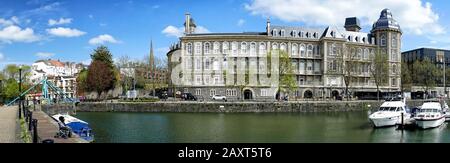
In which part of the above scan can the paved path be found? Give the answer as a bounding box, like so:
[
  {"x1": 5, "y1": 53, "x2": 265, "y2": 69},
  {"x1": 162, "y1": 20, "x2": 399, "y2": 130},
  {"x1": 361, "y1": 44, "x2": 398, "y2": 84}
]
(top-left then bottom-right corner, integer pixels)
[
  {"x1": 0, "y1": 106, "x2": 18, "y2": 143},
  {"x1": 33, "y1": 111, "x2": 88, "y2": 143}
]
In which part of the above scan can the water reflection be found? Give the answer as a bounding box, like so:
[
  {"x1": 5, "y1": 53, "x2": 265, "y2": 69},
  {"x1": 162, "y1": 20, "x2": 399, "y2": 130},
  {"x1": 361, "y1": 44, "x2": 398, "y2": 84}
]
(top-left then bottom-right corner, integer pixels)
[{"x1": 75, "y1": 112, "x2": 450, "y2": 143}]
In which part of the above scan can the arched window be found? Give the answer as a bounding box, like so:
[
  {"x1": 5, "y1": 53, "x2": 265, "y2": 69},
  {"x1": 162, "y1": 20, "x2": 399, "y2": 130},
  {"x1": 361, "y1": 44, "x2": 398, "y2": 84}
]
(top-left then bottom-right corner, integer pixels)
[
  {"x1": 186, "y1": 43, "x2": 192, "y2": 55},
  {"x1": 329, "y1": 43, "x2": 337, "y2": 56},
  {"x1": 392, "y1": 35, "x2": 398, "y2": 48},
  {"x1": 306, "y1": 32, "x2": 310, "y2": 38},
  {"x1": 250, "y1": 42, "x2": 256, "y2": 55},
  {"x1": 357, "y1": 48, "x2": 362, "y2": 59},
  {"x1": 280, "y1": 43, "x2": 287, "y2": 52},
  {"x1": 281, "y1": 30, "x2": 285, "y2": 37},
  {"x1": 272, "y1": 43, "x2": 278, "y2": 50},
  {"x1": 204, "y1": 42, "x2": 211, "y2": 54},
  {"x1": 195, "y1": 42, "x2": 202, "y2": 55},
  {"x1": 213, "y1": 42, "x2": 220, "y2": 54},
  {"x1": 307, "y1": 44, "x2": 313, "y2": 57},
  {"x1": 231, "y1": 42, "x2": 238, "y2": 55},
  {"x1": 299, "y1": 31, "x2": 304, "y2": 37},
  {"x1": 292, "y1": 44, "x2": 298, "y2": 56},
  {"x1": 259, "y1": 42, "x2": 266, "y2": 55},
  {"x1": 364, "y1": 48, "x2": 369, "y2": 59},
  {"x1": 380, "y1": 34, "x2": 386, "y2": 46},
  {"x1": 292, "y1": 30, "x2": 297, "y2": 37},
  {"x1": 392, "y1": 64, "x2": 397, "y2": 74},
  {"x1": 241, "y1": 42, "x2": 248, "y2": 54},
  {"x1": 273, "y1": 29, "x2": 278, "y2": 36},
  {"x1": 300, "y1": 44, "x2": 306, "y2": 57},
  {"x1": 222, "y1": 42, "x2": 229, "y2": 54}
]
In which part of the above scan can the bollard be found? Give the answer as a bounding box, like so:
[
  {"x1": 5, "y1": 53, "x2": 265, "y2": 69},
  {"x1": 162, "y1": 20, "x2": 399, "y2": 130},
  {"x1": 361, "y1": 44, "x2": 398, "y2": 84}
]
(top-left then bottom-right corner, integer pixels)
[
  {"x1": 32, "y1": 119, "x2": 38, "y2": 143},
  {"x1": 18, "y1": 100, "x2": 22, "y2": 119},
  {"x1": 28, "y1": 112, "x2": 33, "y2": 131}
]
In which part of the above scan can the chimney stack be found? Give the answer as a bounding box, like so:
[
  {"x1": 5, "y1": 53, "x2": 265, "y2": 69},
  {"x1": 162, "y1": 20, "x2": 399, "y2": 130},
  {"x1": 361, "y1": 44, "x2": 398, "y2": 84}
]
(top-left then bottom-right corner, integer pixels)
[{"x1": 344, "y1": 17, "x2": 361, "y2": 32}]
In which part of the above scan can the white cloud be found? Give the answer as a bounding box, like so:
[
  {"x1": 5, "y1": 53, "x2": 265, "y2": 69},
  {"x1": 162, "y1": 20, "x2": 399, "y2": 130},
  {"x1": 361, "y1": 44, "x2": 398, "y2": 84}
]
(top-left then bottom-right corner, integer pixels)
[
  {"x1": 48, "y1": 18, "x2": 72, "y2": 26},
  {"x1": 0, "y1": 25, "x2": 40, "y2": 43},
  {"x1": 0, "y1": 52, "x2": 4, "y2": 61},
  {"x1": 237, "y1": 19, "x2": 245, "y2": 26},
  {"x1": 162, "y1": 26, "x2": 183, "y2": 37},
  {"x1": 46, "y1": 27, "x2": 86, "y2": 37},
  {"x1": 35, "y1": 52, "x2": 54, "y2": 58},
  {"x1": 89, "y1": 34, "x2": 120, "y2": 45},
  {"x1": 162, "y1": 25, "x2": 210, "y2": 37},
  {"x1": 0, "y1": 16, "x2": 19, "y2": 27},
  {"x1": 245, "y1": 0, "x2": 444, "y2": 35}
]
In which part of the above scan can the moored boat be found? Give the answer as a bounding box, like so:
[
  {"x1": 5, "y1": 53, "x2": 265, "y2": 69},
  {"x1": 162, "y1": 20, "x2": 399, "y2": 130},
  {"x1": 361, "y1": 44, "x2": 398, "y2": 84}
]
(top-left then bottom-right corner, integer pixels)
[
  {"x1": 414, "y1": 101, "x2": 445, "y2": 129},
  {"x1": 52, "y1": 114, "x2": 94, "y2": 142},
  {"x1": 369, "y1": 98, "x2": 411, "y2": 127}
]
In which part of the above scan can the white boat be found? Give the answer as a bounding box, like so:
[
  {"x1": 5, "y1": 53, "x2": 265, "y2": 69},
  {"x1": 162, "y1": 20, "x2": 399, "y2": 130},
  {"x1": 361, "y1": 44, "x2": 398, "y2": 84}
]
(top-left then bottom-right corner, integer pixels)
[
  {"x1": 369, "y1": 98, "x2": 411, "y2": 127},
  {"x1": 414, "y1": 101, "x2": 445, "y2": 129}
]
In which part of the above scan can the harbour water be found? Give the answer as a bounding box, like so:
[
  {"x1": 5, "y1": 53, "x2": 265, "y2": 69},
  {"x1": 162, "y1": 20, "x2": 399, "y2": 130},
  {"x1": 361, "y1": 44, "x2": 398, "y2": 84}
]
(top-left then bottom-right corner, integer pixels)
[{"x1": 75, "y1": 111, "x2": 450, "y2": 143}]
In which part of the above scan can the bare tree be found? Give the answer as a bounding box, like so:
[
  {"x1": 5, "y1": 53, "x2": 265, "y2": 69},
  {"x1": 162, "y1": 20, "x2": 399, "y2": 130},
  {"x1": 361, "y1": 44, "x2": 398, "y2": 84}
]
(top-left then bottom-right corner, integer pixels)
[
  {"x1": 370, "y1": 48, "x2": 389, "y2": 101},
  {"x1": 340, "y1": 46, "x2": 357, "y2": 100}
]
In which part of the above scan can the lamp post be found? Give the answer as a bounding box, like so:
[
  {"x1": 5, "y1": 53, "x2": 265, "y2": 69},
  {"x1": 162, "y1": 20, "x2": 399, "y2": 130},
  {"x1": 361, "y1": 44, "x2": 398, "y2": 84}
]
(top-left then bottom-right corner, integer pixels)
[{"x1": 18, "y1": 65, "x2": 22, "y2": 119}]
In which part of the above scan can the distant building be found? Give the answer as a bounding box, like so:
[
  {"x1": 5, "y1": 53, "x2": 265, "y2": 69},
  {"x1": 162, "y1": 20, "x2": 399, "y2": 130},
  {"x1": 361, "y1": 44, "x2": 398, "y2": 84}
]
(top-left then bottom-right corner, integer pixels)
[
  {"x1": 30, "y1": 59, "x2": 86, "y2": 99},
  {"x1": 402, "y1": 47, "x2": 450, "y2": 98},
  {"x1": 167, "y1": 9, "x2": 402, "y2": 101}
]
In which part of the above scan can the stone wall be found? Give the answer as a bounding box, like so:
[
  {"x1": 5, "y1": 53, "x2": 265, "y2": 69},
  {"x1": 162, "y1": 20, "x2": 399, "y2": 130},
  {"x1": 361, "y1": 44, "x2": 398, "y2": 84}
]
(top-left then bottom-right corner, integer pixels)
[{"x1": 40, "y1": 100, "x2": 437, "y2": 114}]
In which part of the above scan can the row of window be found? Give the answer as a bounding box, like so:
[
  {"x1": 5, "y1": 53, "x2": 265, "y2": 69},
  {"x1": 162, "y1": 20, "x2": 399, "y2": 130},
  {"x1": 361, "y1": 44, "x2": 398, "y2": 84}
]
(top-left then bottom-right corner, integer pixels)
[
  {"x1": 195, "y1": 75, "x2": 223, "y2": 85},
  {"x1": 272, "y1": 29, "x2": 319, "y2": 39},
  {"x1": 185, "y1": 42, "x2": 319, "y2": 57},
  {"x1": 379, "y1": 34, "x2": 398, "y2": 48}
]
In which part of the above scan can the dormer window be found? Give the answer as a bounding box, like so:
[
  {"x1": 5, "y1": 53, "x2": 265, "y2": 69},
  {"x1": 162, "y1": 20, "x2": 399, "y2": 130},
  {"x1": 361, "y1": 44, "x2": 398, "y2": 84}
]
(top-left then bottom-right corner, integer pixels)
[
  {"x1": 281, "y1": 30, "x2": 285, "y2": 37},
  {"x1": 313, "y1": 32, "x2": 318, "y2": 38},
  {"x1": 273, "y1": 29, "x2": 278, "y2": 36},
  {"x1": 306, "y1": 32, "x2": 310, "y2": 38},
  {"x1": 299, "y1": 31, "x2": 304, "y2": 37},
  {"x1": 362, "y1": 37, "x2": 366, "y2": 43},
  {"x1": 292, "y1": 30, "x2": 297, "y2": 37},
  {"x1": 330, "y1": 31, "x2": 335, "y2": 38},
  {"x1": 355, "y1": 37, "x2": 359, "y2": 42}
]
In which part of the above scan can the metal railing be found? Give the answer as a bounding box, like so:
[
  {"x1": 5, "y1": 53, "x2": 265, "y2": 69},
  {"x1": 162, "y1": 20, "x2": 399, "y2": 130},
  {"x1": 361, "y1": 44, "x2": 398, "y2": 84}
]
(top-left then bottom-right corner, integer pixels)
[{"x1": 19, "y1": 100, "x2": 39, "y2": 143}]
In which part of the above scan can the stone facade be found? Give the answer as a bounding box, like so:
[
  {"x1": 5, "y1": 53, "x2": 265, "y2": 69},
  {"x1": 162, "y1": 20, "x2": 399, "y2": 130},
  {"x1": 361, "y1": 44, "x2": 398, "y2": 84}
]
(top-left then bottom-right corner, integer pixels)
[{"x1": 168, "y1": 9, "x2": 402, "y2": 101}]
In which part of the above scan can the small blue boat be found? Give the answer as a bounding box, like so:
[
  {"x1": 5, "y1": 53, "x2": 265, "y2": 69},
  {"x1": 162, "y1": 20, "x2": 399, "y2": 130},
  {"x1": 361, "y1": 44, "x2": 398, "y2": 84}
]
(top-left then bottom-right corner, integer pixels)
[{"x1": 52, "y1": 114, "x2": 94, "y2": 142}]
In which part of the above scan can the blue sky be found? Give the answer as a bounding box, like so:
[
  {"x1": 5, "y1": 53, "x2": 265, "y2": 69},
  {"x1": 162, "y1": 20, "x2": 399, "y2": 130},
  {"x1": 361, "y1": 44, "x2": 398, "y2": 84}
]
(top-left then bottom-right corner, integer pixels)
[{"x1": 1, "y1": 0, "x2": 449, "y2": 68}]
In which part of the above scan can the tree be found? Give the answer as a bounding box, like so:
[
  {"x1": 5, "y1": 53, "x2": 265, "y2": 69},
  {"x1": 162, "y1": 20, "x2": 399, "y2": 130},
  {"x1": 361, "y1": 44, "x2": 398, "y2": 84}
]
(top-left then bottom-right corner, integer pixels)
[
  {"x1": 86, "y1": 60, "x2": 116, "y2": 99},
  {"x1": 91, "y1": 46, "x2": 114, "y2": 69},
  {"x1": 401, "y1": 62, "x2": 412, "y2": 93},
  {"x1": 370, "y1": 48, "x2": 389, "y2": 101},
  {"x1": 278, "y1": 50, "x2": 296, "y2": 101},
  {"x1": 3, "y1": 78, "x2": 19, "y2": 101},
  {"x1": 414, "y1": 58, "x2": 439, "y2": 99},
  {"x1": 76, "y1": 68, "x2": 88, "y2": 96},
  {"x1": 341, "y1": 46, "x2": 357, "y2": 100}
]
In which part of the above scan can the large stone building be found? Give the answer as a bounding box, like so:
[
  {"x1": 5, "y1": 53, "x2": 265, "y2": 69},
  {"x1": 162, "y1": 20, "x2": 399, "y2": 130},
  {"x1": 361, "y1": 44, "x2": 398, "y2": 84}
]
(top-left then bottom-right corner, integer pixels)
[{"x1": 168, "y1": 9, "x2": 402, "y2": 101}]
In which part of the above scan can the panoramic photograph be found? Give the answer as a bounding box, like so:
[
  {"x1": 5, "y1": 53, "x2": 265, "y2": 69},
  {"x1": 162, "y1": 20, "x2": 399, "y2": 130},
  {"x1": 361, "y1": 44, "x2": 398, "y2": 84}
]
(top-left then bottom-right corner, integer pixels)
[{"x1": 1, "y1": 0, "x2": 450, "y2": 151}]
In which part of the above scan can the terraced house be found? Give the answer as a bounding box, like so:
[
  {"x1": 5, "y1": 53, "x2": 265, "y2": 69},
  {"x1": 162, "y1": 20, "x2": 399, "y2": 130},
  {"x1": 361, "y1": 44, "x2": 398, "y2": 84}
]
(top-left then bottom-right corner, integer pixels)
[{"x1": 167, "y1": 9, "x2": 402, "y2": 101}]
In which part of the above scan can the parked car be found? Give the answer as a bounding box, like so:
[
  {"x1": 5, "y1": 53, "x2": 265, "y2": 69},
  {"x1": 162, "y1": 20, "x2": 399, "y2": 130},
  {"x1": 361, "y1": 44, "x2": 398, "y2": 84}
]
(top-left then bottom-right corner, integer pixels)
[
  {"x1": 212, "y1": 95, "x2": 227, "y2": 101},
  {"x1": 158, "y1": 91, "x2": 168, "y2": 100},
  {"x1": 181, "y1": 93, "x2": 197, "y2": 101}
]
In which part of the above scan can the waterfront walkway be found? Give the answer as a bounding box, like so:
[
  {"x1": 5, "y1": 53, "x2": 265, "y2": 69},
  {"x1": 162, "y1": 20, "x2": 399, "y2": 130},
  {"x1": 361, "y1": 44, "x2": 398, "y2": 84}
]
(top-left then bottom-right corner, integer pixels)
[
  {"x1": 33, "y1": 110, "x2": 88, "y2": 143},
  {"x1": 0, "y1": 106, "x2": 18, "y2": 143}
]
